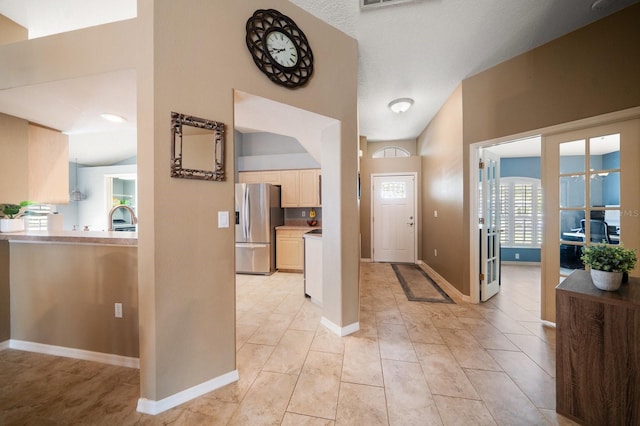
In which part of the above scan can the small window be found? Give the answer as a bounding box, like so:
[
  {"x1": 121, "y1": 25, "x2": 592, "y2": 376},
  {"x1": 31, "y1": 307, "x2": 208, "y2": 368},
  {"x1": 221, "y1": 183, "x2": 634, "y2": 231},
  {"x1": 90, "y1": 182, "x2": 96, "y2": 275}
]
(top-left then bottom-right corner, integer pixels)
[
  {"x1": 500, "y1": 177, "x2": 542, "y2": 247},
  {"x1": 380, "y1": 182, "x2": 406, "y2": 199},
  {"x1": 372, "y1": 147, "x2": 410, "y2": 158},
  {"x1": 24, "y1": 204, "x2": 55, "y2": 231}
]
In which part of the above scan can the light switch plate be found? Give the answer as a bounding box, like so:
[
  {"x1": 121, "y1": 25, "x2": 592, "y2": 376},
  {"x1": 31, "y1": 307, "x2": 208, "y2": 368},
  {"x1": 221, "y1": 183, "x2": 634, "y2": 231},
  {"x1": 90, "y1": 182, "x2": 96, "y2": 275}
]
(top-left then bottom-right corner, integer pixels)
[{"x1": 218, "y1": 211, "x2": 229, "y2": 228}]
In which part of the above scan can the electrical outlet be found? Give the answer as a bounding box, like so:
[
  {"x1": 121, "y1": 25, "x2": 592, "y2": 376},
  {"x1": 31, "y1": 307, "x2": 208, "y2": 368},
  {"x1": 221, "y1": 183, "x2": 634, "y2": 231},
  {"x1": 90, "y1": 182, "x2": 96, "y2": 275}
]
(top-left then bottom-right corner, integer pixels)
[
  {"x1": 515, "y1": 253, "x2": 520, "y2": 260},
  {"x1": 114, "y1": 303, "x2": 123, "y2": 318},
  {"x1": 434, "y1": 249, "x2": 438, "y2": 257},
  {"x1": 302, "y1": 211, "x2": 306, "y2": 217},
  {"x1": 434, "y1": 210, "x2": 438, "y2": 218}
]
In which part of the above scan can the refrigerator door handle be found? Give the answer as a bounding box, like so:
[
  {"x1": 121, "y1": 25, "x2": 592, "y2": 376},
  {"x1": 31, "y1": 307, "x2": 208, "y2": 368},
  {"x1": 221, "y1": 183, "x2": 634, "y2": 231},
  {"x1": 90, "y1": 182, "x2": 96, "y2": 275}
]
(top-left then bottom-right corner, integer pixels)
[
  {"x1": 243, "y1": 186, "x2": 250, "y2": 239},
  {"x1": 236, "y1": 242, "x2": 269, "y2": 248}
]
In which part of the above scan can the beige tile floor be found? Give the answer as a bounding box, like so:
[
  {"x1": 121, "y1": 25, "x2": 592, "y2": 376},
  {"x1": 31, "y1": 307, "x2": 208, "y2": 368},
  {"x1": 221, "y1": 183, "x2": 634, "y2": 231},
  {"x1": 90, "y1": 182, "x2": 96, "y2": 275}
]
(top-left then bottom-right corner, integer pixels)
[{"x1": 0, "y1": 263, "x2": 579, "y2": 425}]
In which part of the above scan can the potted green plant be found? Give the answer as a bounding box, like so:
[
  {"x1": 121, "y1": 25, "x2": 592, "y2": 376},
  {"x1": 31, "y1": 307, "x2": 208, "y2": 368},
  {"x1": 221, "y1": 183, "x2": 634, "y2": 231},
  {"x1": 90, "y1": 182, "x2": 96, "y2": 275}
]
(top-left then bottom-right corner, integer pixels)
[
  {"x1": 581, "y1": 244, "x2": 638, "y2": 291},
  {"x1": 0, "y1": 201, "x2": 33, "y2": 233}
]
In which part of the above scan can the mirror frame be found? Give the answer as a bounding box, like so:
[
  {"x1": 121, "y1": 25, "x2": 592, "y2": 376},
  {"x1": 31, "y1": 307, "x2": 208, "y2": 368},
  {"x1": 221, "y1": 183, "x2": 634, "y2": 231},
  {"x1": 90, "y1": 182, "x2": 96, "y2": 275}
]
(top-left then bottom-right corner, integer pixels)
[{"x1": 171, "y1": 111, "x2": 226, "y2": 181}]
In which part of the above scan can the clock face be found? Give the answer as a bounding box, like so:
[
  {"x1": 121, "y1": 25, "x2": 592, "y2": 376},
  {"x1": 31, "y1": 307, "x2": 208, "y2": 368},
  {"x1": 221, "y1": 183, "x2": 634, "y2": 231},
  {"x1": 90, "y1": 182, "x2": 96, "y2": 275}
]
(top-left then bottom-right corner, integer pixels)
[
  {"x1": 246, "y1": 9, "x2": 314, "y2": 89},
  {"x1": 266, "y1": 31, "x2": 299, "y2": 69}
]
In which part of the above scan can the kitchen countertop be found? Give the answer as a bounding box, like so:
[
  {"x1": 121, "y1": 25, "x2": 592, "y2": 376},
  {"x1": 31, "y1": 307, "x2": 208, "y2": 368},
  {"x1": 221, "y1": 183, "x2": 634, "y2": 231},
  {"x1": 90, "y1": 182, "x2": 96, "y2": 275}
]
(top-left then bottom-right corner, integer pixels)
[
  {"x1": 303, "y1": 229, "x2": 322, "y2": 238},
  {"x1": 0, "y1": 230, "x2": 138, "y2": 246},
  {"x1": 276, "y1": 225, "x2": 321, "y2": 231}
]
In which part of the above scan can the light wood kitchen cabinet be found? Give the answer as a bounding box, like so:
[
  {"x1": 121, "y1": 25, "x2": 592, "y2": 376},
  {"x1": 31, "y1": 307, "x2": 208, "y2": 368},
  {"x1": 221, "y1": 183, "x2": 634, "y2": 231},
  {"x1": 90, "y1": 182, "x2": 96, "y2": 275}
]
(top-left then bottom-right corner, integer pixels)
[
  {"x1": 28, "y1": 124, "x2": 69, "y2": 204},
  {"x1": 239, "y1": 169, "x2": 320, "y2": 208},
  {"x1": 281, "y1": 169, "x2": 320, "y2": 208},
  {"x1": 238, "y1": 170, "x2": 282, "y2": 185},
  {"x1": 276, "y1": 228, "x2": 305, "y2": 271},
  {"x1": 281, "y1": 170, "x2": 301, "y2": 207},
  {"x1": 299, "y1": 169, "x2": 321, "y2": 207},
  {"x1": 238, "y1": 171, "x2": 262, "y2": 184},
  {"x1": 260, "y1": 170, "x2": 282, "y2": 185},
  {"x1": 0, "y1": 117, "x2": 69, "y2": 204}
]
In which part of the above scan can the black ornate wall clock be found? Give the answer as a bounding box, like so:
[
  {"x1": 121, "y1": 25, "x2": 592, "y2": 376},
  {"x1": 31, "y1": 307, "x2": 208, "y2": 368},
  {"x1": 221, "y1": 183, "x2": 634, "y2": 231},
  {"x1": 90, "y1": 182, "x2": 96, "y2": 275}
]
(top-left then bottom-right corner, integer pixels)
[{"x1": 246, "y1": 9, "x2": 314, "y2": 89}]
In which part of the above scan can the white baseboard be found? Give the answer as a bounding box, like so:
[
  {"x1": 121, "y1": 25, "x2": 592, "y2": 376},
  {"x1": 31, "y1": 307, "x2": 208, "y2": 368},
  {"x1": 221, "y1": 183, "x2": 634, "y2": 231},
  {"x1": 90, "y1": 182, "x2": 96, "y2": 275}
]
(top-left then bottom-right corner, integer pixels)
[
  {"x1": 416, "y1": 261, "x2": 472, "y2": 303},
  {"x1": 321, "y1": 317, "x2": 360, "y2": 336},
  {"x1": 137, "y1": 369, "x2": 239, "y2": 415},
  {"x1": 0, "y1": 340, "x2": 9, "y2": 351},
  {"x1": 9, "y1": 340, "x2": 140, "y2": 369},
  {"x1": 360, "y1": 258, "x2": 372, "y2": 263}
]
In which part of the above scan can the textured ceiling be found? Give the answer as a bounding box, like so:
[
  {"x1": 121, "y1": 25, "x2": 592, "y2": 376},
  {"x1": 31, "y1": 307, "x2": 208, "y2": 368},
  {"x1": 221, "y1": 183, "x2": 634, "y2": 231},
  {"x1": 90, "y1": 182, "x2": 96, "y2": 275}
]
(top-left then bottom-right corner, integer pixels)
[{"x1": 290, "y1": 0, "x2": 640, "y2": 141}]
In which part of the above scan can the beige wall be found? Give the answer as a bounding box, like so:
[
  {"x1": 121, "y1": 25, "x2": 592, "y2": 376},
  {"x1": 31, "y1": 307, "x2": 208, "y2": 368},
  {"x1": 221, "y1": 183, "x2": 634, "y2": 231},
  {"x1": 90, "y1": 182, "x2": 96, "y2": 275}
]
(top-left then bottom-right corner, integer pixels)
[
  {"x1": 417, "y1": 85, "x2": 466, "y2": 294},
  {"x1": 418, "y1": 5, "x2": 640, "y2": 297},
  {"x1": 360, "y1": 156, "x2": 422, "y2": 259},
  {"x1": 140, "y1": 0, "x2": 358, "y2": 402},
  {"x1": 462, "y1": 4, "x2": 640, "y2": 145},
  {"x1": 0, "y1": 20, "x2": 139, "y2": 90},
  {"x1": 0, "y1": 14, "x2": 27, "y2": 45},
  {"x1": 10, "y1": 243, "x2": 138, "y2": 356},
  {"x1": 0, "y1": 241, "x2": 8, "y2": 342}
]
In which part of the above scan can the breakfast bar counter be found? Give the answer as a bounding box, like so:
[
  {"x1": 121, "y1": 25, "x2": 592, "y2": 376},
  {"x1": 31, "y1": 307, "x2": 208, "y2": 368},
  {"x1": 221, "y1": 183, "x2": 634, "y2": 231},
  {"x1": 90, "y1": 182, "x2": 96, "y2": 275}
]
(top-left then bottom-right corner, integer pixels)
[
  {"x1": 0, "y1": 230, "x2": 137, "y2": 246},
  {"x1": 275, "y1": 225, "x2": 320, "y2": 231},
  {"x1": 0, "y1": 230, "x2": 139, "y2": 363}
]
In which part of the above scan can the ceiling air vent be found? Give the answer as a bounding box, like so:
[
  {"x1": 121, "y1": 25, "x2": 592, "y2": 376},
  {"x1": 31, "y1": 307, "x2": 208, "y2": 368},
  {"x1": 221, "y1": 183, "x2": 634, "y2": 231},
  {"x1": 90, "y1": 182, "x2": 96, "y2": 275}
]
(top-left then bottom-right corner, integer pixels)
[{"x1": 361, "y1": 0, "x2": 420, "y2": 9}]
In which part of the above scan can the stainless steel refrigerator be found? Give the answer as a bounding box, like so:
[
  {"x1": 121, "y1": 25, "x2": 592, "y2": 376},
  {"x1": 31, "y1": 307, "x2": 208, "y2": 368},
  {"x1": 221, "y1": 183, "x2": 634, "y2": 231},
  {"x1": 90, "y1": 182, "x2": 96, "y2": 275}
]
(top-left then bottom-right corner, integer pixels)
[{"x1": 235, "y1": 183, "x2": 284, "y2": 274}]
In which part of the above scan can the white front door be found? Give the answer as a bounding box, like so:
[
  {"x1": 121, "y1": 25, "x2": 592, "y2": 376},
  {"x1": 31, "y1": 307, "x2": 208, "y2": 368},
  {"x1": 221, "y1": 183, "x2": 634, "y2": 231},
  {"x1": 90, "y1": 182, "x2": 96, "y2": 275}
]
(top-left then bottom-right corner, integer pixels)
[
  {"x1": 372, "y1": 174, "x2": 416, "y2": 263},
  {"x1": 479, "y1": 150, "x2": 501, "y2": 301}
]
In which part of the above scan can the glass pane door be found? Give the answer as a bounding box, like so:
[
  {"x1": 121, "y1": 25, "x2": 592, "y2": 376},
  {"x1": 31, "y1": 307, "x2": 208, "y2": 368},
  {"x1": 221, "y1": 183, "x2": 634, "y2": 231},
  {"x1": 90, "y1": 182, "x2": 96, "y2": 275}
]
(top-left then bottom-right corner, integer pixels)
[
  {"x1": 479, "y1": 149, "x2": 501, "y2": 302},
  {"x1": 542, "y1": 118, "x2": 639, "y2": 323}
]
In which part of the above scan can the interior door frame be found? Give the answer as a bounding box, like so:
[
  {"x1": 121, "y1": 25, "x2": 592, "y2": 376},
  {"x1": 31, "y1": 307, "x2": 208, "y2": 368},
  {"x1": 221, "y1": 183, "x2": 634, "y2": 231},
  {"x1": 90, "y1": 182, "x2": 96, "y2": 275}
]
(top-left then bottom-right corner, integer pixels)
[
  {"x1": 104, "y1": 173, "x2": 137, "y2": 219},
  {"x1": 370, "y1": 172, "x2": 418, "y2": 263},
  {"x1": 469, "y1": 106, "x2": 640, "y2": 315}
]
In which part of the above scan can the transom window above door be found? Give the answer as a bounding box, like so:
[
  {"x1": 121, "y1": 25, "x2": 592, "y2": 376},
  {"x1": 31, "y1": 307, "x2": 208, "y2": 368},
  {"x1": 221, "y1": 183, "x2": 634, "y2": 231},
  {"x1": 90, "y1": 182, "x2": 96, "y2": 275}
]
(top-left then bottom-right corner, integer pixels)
[{"x1": 372, "y1": 146, "x2": 410, "y2": 158}]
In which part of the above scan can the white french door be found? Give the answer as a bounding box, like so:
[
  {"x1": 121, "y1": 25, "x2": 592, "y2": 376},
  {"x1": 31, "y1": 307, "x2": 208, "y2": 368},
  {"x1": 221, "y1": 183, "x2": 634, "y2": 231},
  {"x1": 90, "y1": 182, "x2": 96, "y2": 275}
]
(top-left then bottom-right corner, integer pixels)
[
  {"x1": 542, "y1": 119, "x2": 640, "y2": 321},
  {"x1": 479, "y1": 150, "x2": 501, "y2": 301},
  {"x1": 372, "y1": 174, "x2": 417, "y2": 263}
]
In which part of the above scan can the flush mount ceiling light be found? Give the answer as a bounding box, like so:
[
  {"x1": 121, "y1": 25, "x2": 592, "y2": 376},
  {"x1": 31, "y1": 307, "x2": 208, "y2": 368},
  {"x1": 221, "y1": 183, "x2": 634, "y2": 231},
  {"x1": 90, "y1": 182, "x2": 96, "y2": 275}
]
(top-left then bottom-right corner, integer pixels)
[
  {"x1": 388, "y1": 98, "x2": 414, "y2": 114},
  {"x1": 361, "y1": 0, "x2": 427, "y2": 10},
  {"x1": 100, "y1": 113, "x2": 127, "y2": 123}
]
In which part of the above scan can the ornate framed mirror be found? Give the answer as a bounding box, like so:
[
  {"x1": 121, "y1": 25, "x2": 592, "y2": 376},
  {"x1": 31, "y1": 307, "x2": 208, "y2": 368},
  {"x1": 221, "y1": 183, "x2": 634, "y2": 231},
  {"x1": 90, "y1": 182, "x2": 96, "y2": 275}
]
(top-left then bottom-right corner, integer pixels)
[{"x1": 170, "y1": 112, "x2": 226, "y2": 181}]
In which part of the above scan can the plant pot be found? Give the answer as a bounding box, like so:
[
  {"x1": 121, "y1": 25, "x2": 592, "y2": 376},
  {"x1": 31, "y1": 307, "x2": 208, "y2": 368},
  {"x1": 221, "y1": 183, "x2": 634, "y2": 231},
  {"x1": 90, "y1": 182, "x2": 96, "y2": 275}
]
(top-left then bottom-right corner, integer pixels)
[
  {"x1": 590, "y1": 268, "x2": 623, "y2": 291},
  {"x1": 0, "y1": 218, "x2": 25, "y2": 233}
]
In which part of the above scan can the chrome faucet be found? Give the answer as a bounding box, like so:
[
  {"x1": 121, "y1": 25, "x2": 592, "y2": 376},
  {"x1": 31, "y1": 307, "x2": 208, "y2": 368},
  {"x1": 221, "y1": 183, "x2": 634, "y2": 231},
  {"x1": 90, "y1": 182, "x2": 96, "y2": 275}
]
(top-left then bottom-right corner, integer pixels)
[{"x1": 108, "y1": 205, "x2": 138, "y2": 231}]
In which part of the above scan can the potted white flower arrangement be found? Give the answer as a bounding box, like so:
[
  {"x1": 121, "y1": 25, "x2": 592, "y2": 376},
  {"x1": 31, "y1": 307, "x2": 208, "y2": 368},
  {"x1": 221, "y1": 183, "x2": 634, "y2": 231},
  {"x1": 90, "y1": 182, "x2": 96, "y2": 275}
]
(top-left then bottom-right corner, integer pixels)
[
  {"x1": 581, "y1": 244, "x2": 638, "y2": 291},
  {"x1": 0, "y1": 201, "x2": 33, "y2": 233}
]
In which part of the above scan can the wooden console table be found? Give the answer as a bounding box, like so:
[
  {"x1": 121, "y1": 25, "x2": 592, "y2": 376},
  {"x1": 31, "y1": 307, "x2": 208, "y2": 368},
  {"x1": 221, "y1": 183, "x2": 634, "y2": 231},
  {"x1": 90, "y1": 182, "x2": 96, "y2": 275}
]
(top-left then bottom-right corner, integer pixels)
[{"x1": 556, "y1": 270, "x2": 640, "y2": 425}]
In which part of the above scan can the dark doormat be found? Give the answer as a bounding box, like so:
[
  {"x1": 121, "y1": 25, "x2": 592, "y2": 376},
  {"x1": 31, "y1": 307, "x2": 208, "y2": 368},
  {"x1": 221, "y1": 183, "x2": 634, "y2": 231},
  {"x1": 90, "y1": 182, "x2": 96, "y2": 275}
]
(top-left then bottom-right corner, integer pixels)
[{"x1": 392, "y1": 263, "x2": 454, "y2": 304}]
